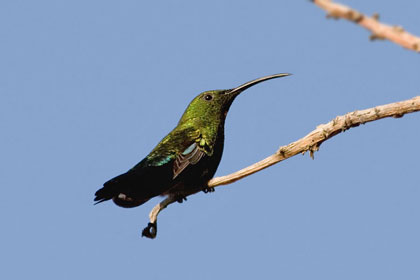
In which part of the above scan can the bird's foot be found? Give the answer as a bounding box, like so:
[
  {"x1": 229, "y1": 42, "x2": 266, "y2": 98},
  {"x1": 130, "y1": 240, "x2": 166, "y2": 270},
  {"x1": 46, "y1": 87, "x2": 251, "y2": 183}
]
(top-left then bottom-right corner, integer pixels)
[
  {"x1": 142, "y1": 222, "x2": 157, "y2": 239},
  {"x1": 176, "y1": 196, "x2": 188, "y2": 203},
  {"x1": 203, "y1": 187, "x2": 215, "y2": 193}
]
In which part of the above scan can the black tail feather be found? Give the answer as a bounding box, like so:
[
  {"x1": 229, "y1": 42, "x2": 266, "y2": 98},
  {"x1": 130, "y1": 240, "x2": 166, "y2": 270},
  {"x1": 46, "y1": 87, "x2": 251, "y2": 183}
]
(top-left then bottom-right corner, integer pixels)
[
  {"x1": 94, "y1": 171, "x2": 152, "y2": 208},
  {"x1": 94, "y1": 175, "x2": 124, "y2": 205},
  {"x1": 94, "y1": 187, "x2": 115, "y2": 204}
]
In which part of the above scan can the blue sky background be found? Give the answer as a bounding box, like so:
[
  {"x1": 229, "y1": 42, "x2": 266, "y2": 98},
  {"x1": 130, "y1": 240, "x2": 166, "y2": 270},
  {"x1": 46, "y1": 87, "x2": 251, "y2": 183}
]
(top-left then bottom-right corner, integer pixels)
[{"x1": 1, "y1": 1, "x2": 419, "y2": 279}]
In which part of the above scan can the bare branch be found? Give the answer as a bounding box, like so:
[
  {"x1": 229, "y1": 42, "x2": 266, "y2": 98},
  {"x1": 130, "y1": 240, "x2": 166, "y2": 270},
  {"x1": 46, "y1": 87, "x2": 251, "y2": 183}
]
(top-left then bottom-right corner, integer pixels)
[
  {"x1": 312, "y1": 0, "x2": 420, "y2": 53},
  {"x1": 143, "y1": 96, "x2": 420, "y2": 238}
]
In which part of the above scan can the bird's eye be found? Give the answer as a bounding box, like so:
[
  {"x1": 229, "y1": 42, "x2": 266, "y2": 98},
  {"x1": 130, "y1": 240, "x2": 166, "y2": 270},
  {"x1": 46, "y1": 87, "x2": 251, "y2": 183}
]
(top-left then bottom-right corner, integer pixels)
[{"x1": 204, "y1": 94, "x2": 213, "y2": 101}]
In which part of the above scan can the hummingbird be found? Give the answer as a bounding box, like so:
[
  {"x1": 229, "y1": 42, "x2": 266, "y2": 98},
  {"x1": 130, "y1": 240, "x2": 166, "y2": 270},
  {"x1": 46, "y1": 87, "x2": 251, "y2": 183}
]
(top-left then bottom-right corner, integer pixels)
[{"x1": 94, "y1": 73, "x2": 290, "y2": 227}]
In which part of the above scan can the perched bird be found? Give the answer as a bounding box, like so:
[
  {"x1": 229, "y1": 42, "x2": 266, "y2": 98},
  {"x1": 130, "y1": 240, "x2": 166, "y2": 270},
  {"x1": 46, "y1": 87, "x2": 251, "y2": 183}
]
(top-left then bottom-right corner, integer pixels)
[{"x1": 95, "y1": 73, "x2": 290, "y2": 213}]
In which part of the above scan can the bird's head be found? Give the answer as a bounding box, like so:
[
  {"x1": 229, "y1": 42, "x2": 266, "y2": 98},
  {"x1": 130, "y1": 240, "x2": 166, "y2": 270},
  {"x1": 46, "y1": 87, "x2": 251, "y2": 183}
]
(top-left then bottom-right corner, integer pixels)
[{"x1": 178, "y1": 73, "x2": 291, "y2": 125}]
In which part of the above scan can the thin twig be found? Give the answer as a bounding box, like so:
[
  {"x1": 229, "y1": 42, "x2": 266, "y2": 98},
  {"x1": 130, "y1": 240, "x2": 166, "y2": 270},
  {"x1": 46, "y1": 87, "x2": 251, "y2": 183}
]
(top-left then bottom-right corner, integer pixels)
[
  {"x1": 143, "y1": 96, "x2": 420, "y2": 238},
  {"x1": 312, "y1": 0, "x2": 420, "y2": 53}
]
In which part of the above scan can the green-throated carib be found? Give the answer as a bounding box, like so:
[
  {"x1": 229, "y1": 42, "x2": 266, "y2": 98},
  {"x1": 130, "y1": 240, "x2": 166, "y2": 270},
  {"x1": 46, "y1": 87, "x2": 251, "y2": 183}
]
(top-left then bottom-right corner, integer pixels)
[{"x1": 94, "y1": 73, "x2": 290, "y2": 223}]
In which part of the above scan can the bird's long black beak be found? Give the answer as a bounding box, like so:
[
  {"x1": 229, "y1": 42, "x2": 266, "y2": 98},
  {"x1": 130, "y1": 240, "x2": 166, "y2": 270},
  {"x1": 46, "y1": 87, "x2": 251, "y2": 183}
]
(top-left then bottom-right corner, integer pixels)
[{"x1": 228, "y1": 73, "x2": 291, "y2": 95}]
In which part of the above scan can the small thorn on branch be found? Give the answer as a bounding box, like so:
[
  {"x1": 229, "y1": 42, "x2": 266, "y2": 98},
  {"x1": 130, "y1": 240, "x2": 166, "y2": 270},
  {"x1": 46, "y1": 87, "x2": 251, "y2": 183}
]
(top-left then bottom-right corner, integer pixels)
[
  {"x1": 309, "y1": 144, "x2": 320, "y2": 159},
  {"x1": 277, "y1": 147, "x2": 286, "y2": 157},
  {"x1": 346, "y1": 10, "x2": 363, "y2": 23},
  {"x1": 370, "y1": 33, "x2": 386, "y2": 41}
]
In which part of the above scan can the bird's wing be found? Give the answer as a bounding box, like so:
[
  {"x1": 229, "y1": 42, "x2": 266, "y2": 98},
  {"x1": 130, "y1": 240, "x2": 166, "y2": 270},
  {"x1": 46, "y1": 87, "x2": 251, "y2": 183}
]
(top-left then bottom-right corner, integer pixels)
[
  {"x1": 147, "y1": 127, "x2": 212, "y2": 179},
  {"x1": 172, "y1": 142, "x2": 205, "y2": 179}
]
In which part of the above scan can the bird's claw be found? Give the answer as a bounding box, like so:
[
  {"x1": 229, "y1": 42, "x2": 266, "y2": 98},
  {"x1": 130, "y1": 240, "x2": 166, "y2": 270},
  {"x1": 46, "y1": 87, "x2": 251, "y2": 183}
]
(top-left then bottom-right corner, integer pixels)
[
  {"x1": 203, "y1": 187, "x2": 215, "y2": 193},
  {"x1": 142, "y1": 222, "x2": 157, "y2": 239},
  {"x1": 176, "y1": 196, "x2": 187, "y2": 203}
]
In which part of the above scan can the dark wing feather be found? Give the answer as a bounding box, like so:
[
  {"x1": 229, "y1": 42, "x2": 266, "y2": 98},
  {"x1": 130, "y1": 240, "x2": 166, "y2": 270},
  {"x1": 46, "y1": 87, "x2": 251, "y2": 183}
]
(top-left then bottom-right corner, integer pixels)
[{"x1": 173, "y1": 142, "x2": 205, "y2": 179}]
